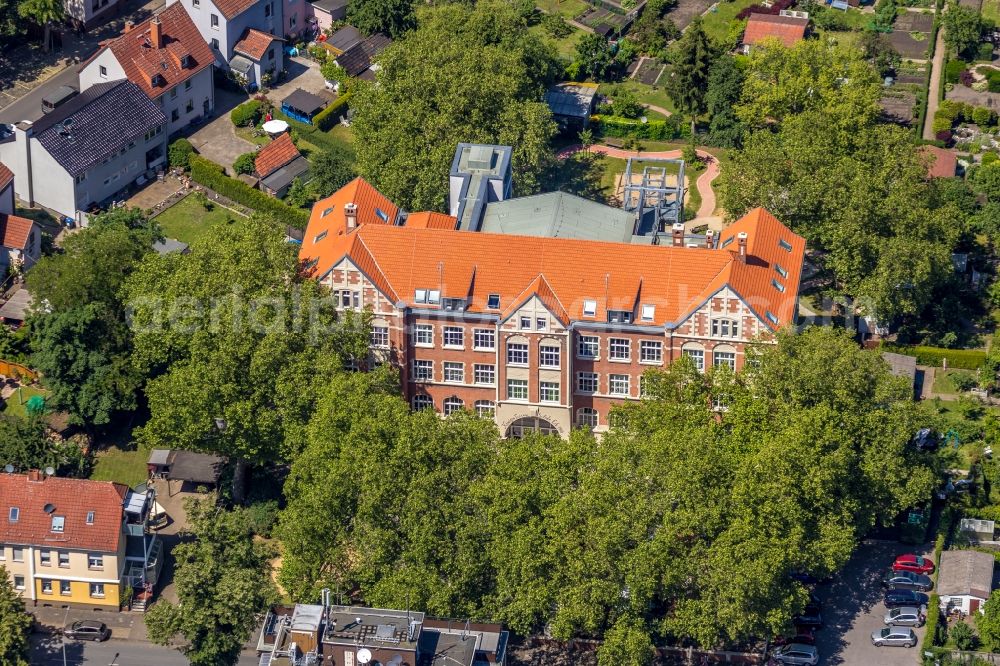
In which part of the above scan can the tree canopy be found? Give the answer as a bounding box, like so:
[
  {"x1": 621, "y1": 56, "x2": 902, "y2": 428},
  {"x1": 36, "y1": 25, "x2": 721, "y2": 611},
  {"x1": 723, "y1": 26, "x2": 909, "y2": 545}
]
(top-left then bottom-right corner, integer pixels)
[
  {"x1": 666, "y1": 18, "x2": 715, "y2": 127},
  {"x1": 942, "y1": 2, "x2": 982, "y2": 59},
  {"x1": 351, "y1": 0, "x2": 560, "y2": 210},
  {"x1": 0, "y1": 566, "x2": 30, "y2": 666},
  {"x1": 346, "y1": 0, "x2": 415, "y2": 38}
]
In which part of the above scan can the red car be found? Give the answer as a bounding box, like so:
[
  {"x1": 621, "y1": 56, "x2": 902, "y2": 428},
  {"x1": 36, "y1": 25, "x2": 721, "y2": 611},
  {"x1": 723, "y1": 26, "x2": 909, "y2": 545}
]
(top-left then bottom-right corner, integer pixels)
[{"x1": 893, "y1": 554, "x2": 935, "y2": 575}]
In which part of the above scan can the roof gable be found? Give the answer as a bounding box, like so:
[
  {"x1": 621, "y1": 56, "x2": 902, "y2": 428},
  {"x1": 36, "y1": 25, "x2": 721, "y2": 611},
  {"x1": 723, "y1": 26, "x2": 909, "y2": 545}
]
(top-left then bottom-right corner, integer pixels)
[
  {"x1": 743, "y1": 14, "x2": 808, "y2": 47},
  {"x1": 0, "y1": 162, "x2": 13, "y2": 192},
  {"x1": 0, "y1": 214, "x2": 35, "y2": 249},
  {"x1": 255, "y1": 133, "x2": 300, "y2": 178},
  {"x1": 234, "y1": 28, "x2": 279, "y2": 61}
]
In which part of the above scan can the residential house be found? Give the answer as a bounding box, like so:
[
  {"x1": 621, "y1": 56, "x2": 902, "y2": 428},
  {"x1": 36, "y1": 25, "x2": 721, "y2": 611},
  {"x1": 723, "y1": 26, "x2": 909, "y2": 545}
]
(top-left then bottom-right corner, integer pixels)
[
  {"x1": 0, "y1": 471, "x2": 162, "y2": 610},
  {"x1": 232, "y1": 28, "x2": 283, "y2": 88},
  {"x1": 310, "y1": 0, "x2": 349, "y2": 33},
  {"x1": 938, "y1": 550, "x2": 995, "y2": 615},
  {"x1": 918, "y1": 145, "x2": 958, "y2": 179},
  {"x1": 0, "y1": 162, "x2": 14, "y2": 215},
  {"x1": 64, "y1": 0, "x2": 119, "y2": 31},
  {"x1": 545, "y1": 82, "x2": 598, "y2": 131},
  {"x1": 0, "y1": 166, "x2": 41, "y2": 275},
  {"x1": 78, "y1": 4, "x2": 216, "y2": 137},
  {"x1": 335, "y1": 32, "x2": 391, "y2": 81},
  {"x1": 301, "y1": 178, "x2": 806, "y2": 438},
  {"x1": 742, "y1": 12, "x2": 809, "y2": 50},
  {"x1": 256, "y1": 602, "x2": 508, "y2": 666},
  {"x1": 167, "y1": 0, "x2": 286, "y2": 76},
  {"x1": 255, "y1": 132, "x2": 309, "y2": 197},
  {"x1": 0, "y1": 80, "x2": 167, "y2": 223}
]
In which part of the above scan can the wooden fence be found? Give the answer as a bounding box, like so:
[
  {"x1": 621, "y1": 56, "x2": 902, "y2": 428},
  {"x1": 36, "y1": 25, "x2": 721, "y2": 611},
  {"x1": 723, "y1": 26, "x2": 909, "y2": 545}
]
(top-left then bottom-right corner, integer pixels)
[{"x1": 0, "y1": 360, "x2": 37, "y2": 382}]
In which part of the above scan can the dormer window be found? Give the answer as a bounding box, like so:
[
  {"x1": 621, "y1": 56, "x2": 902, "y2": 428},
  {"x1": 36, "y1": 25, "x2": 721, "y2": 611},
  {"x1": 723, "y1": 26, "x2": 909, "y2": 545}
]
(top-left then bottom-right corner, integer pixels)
[
  {"x1": 583, "y1": 300, "x2": 597, "y2": 317},
  {"x1": 51, "y1": 516, "x2": 65, "y2": 533},
  {"x1": 427, "y1": 290, "x2": 440, "y2": 304},
  {"x1": 181, "y1": 55, "x2": 193, "y2": 68},
  {"x1": 607, "y1": 310, "x2": 633, "y2": 324},
  {"x1": 8, "y1": 507, "x2": 18, "y2": 522},
  {"x1": 486, "y1": 294, "x2": 500, "y2": 309},
  {"x1": 641, "y1": 304, "x2": 655, "y2": 321},
  {"x1": 442, "y1": 298, "x2": 465, "y2": 311}
]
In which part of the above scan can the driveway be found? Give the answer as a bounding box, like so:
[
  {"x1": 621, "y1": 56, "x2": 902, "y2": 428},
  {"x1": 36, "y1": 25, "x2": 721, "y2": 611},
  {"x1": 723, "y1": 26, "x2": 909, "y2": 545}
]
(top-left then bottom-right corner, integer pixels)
[
  {"x1": 813, "y1": 540, "x2": 931, "y2": 665},
  {"x1": 185, "y1": 88, "x2": 256, "y2": 175}
]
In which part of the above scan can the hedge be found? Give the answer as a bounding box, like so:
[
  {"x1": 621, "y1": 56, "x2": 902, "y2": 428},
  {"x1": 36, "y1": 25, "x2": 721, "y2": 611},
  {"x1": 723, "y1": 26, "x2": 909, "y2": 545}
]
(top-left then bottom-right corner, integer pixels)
[
  {"x1": 168, "y1": 138, "x2": 195, "y2": 169},
  {"x1": 189, "y1": 155, "x2": 309, "y2": 228},
  {"x1": 231, "y1": 99, "x2": 263, "y2": 127},
  {"x1": 923, "y1": 594, "x2": 945, "y2": 649},
  {"x1": 273, "y1": 107, "x2": 352, "y2": 155},
  {"x1": 590, "y1": 114, "x2": 689, "y2": 141},
  {"x1": 881, "y1": 344, "x2": 986, "y2": 370},
  {"x1": 312, "y1": 92, "x2": 352, "y2": 132}
]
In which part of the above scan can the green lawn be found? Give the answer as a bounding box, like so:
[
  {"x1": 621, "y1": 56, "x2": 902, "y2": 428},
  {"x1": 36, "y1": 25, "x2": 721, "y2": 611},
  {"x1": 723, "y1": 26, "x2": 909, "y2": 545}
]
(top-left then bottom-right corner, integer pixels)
[
  {"x1": 933, "y1": 368, "x2": 978, "y2": 396},
  {"x1": 154, "y1": 193, "x2": 243, "y2": 245},
  {"x1": 985, "y1": 0, "x2": 1000, "y2": 23},
  {"x1": 528, "y1": 23, "x2": 586, "y2": 60},
  {"x1": 90, "y1": 444, "x2": 151, "y2": 488},
  {"x1": 234, "y1": 126, "x2": 270, "y2": 147},
  {"x1": 599, "y1": 81, "x2": 676, "y2": 114},
  {"x1": 2, "y1": 385, "x2": 48, "y2": 419},
  {"x1": 536, "y1": 0, "x2": 589, "y2": 19},
  {"x1": 701, "y1": 0, "x2": 757, "y2": 43}
]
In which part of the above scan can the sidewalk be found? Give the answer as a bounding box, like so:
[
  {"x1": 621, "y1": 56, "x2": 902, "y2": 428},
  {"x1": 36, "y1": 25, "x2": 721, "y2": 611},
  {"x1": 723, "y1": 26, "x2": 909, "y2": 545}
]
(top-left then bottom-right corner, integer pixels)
[
  {"x1": 31, "y1": 603, "x2": 145, "y2": 641},
  {"x1": 0, "y1": 0, "x2": 165, "y2": 112}
]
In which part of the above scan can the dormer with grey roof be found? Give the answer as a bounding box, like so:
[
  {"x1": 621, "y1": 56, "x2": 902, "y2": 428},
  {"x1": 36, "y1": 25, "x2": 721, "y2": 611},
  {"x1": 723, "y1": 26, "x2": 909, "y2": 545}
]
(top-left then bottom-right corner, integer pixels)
[{"x1": 448, "y1": 143, "x2": 512, "y2": 232}]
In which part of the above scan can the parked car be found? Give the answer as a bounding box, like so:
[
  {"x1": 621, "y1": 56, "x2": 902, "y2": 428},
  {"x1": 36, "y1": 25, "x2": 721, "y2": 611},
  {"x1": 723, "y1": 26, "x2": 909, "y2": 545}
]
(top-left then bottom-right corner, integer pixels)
[
  {"x1": 884, "y1": 606, "x2": 926, "y2": 627},
  {"x1": 884, "y1": 590, "x2": 929, "y2": 608},
  {"x1": 771, "y1": 643, "x2": 819, "y2": 665},
  {"x1": 793, "y1": 611, "x2": 823, "y2": 629},
  {"x1": 881, "y1": 569, "x2": 932, "y2": 592},
  {"x1": 773, "y1": 629, "x2": 816, "y2": 646},
  {"x1": 893, "y1": 554, "x2": 935, "y2": 575},
  {"x1": 63, "y1": 620, "x2": 111, "y2": 642},
  {"x1": 871, "y1": 626, "x2": 917, "y2": 648}
]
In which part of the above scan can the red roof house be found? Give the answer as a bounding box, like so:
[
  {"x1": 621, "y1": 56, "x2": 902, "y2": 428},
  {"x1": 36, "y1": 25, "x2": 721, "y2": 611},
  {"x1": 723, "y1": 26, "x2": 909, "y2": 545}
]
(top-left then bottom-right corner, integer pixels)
[{"x1": 743, "y1": 13, "x2": 809, "y2": 48}]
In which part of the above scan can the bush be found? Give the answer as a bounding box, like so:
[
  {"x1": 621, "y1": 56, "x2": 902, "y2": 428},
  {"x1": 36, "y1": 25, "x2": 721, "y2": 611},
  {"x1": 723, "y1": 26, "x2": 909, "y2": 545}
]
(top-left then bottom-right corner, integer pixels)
[
  {"x1": 233, "y1": 152, "x2": 257, "y2": 175},
  {"x1": 984, "y1": 151, "x2": 999, "y2": 165},
  {"x1": 188, "y1": 155, "x2": 309, "y2": 227},
  {"x1": 311, "y1": 92, "x2": 352, "y2": 132},
  {"x1": 590, "y1": 114, "x2": 688, "y2": 140},
  {"x1": 168, "y1": 138, "x2": 196, "y2": 169},
  {"x1": 244, "y1": 499, "x2": 279, "y2": 538},
  {"x1": 881, "y1": 344, "x2": 986, "y2": 370},
  {"x1": 951, "y1": 621, "x2": 978, "y2": 650},
  {"x1": 613, "y1": 90, "x2": 644, "y2": 119},
  {"x1": 541, "y1": 12, "x2": 573, "y2": 38},
  {"x1": 980, "y1": 42, "x2": 995, "y2": 62},
  {"x1": 230, "y1": 99, "x2": 263, "y2": 127},
  {"x1": 936, "y1": 129, "x2": 953, "y2": 142},
  {"x1": 960, "y1": 69, "x2": 975, "y2": 87},
  {"x1": 987, "y1": 70, "x2": 1000, "y2": 93},
  {"x1": 973, "y1": 105, "x2": 998, "y2": 127},
  {"x1": 945, "y1": 60, "x2": 967, "y2": 85}
]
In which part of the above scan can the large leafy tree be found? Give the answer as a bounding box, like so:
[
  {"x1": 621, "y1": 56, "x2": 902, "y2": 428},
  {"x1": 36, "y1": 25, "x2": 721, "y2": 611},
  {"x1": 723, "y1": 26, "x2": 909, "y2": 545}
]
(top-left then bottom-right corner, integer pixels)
[
  {"x1": 942, "y1": 2, "x2": 982, "y2": 59},
  {"x1": 0, "y1": 566, "x2": 30, "y2": 666},
  {"x1": 351, "y1": 0, "x2": 560, "y2": 210},
  {"x1": 145, "y1": 498, "x2": 278, "y2": 666},
  {"x1": 704, "y1": 54, "x2": 746, "y2": 147},
  {"x1": 309, "y1": 147, "x2": 357, "y2": 199},
  {"x1": 17, "y1": 0, "x2": 62, "y2": 52},
  {"x1": 665, "y1": 17, "x2": 715, "y2": 132},
  {"x1": 347, "y1": 0, "x2": 415, "y2": 39},
  {"x1": 123, "y1": 216, "x2": 369, "y2": 501}
]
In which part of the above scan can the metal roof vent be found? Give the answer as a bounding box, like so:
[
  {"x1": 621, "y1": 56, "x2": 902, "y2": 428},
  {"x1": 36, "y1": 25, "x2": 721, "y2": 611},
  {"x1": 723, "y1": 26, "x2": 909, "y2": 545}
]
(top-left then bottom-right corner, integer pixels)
[
  {"x1": 468, "y1": 144, "x2": 493, "y2": 171},
  {"x1": 43, "y1": 503, "x2": 55, "y2": 514}
]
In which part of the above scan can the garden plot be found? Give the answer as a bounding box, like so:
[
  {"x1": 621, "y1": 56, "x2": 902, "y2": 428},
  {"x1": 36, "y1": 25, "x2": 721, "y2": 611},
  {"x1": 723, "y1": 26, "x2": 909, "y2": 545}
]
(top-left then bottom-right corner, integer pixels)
[
  {"x1": 888, "y1": 29, "x2": 932, "y2": 59},
  {"x1": 633, "y1": 59, "x2": 665, "y2": 85},
  {"x1": 664, "y1": 0, "x2": 719, "y2": 30}
]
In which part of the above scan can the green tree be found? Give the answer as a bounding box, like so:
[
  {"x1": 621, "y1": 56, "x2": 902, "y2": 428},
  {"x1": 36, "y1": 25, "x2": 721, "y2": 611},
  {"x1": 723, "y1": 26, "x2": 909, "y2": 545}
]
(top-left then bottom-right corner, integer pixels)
[
  {"x1": 575, "y1": 33, "x2": 617, "y2": 80},
  {"x1": 309, "y1": 147, "x2": 357, "y2": 198},
  {"x1": 351, "y1": 1, "x2": 559, "y2": 210},
  {"x1": 872, "y1": 0, "x2": 897, "y2": 32},
  {"x1": 598, "y1": 618, "x2": 655, "y2": 666},
  {"x1": 950, "y1": 620, "x2": 978, "y2": 650},
  {"x1": 979, "y1": 590, "x2": 1000, "y2": 650},
  {"x1": 18, "y1": 0, "x2": 63, "y2": 52},
  {"x1": 943, "y1": 2, "x2": 982, "y2": 59},
  {"x1": 666, "y1": 17, "x2": 715, "y2": 133},
  {"x1": 613, "y1": 89, "x2": 644, "y2": 119},
  {"x1": 347, "y1": 0, "x2": 415, "y2": 38},
  {"x1": 0, "y1": 566, "x2": 30, "y2": 666},
  {"x1": 232, "y1": 152, "x2": 256, "y2": 175},
  {"x1": 284, "y1": 177, "x2": 314, "y2": 208},
  {"x1": 705, "y1": 54, "x2": 746, "y2": 147},
  {"x1": 145, "y1": 498, "x2": 278, "y2": 666},
  {"x1": 859, "y1": 30, "x2": 900, "y2": 78}
]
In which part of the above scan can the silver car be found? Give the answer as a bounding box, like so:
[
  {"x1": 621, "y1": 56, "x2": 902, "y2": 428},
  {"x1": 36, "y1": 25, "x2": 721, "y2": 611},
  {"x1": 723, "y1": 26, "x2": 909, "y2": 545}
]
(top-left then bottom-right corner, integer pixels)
[
  {"x1": 884, "y1": 606, "x2": 925, "y2": 627},
  {"x1": 871, "y1": 625, "x2": 917, "y2": 647},
  {"x1": 771, "y1": 643, "x2": 819, "y2": 665}
]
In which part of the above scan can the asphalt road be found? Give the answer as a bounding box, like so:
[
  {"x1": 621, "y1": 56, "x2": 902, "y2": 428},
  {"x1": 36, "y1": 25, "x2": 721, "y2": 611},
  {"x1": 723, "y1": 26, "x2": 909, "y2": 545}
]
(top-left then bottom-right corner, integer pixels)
[
  {"x1": 30, "y1": 634, "x2": 260, "y2": 665},
  {"x1": 0, "y1": 66, "x2": 80, "y2": 126}
]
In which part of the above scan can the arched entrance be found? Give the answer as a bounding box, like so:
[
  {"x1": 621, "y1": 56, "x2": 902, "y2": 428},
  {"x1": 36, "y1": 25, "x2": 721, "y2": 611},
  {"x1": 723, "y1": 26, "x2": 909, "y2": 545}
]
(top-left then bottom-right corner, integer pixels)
[{"x1": 506, "y1": 416, "x2": 559, "y2": 439}]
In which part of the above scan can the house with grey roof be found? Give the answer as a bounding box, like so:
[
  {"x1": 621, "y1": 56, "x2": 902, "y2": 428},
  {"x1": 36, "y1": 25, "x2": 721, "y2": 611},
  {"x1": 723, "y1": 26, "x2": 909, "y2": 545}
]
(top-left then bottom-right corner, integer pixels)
[
  {"x1": 546, "y1": 82, "x2": 598, "y2": 130},
  {"x1": 938, "y1": 550, "x2": 995, "y2": 615},
  {"x1": 0, "y1": 80, "x2": 167, "y2": 223}
]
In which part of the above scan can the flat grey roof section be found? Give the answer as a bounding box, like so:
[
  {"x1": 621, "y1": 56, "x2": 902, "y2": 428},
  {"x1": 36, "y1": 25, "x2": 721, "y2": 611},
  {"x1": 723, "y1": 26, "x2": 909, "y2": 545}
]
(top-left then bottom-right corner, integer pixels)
[
  {"x1": 545, "y1": 82, "x2": 598, "y2": 119},
  {"x1": 449, "y1": 143, "x2": 512, "y2": 231},
  {"x1": 481, "y1": 191, "x2": 637, "y2": 242},
  {"x1": 882, "y1": 352, "x2": 917, "y2": 384},
  {"x1": 0, "y1": 287, "x2": 31, "y2": 321},
  {"x1": 323, "y1": 606, "x2": 424, "y2": 651},
  {"x1": 261, "y1": 155, "x2": 310, "y2": 193}
]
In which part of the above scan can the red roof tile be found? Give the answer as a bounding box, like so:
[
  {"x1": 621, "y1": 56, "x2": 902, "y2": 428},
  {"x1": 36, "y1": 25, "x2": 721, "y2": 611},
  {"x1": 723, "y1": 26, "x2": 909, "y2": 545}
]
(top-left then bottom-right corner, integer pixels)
[
  {"x1": 918, "y1": 145, "x2": 958, "y2": 179},
  {"x1": 0, "y1": 214, "x2": 34, "y2": 249},
  {"x1": 213, "y1": 0, "x2": 258, "y2": 19},
  {"x1": 234, "y1": 29, "x2": 279, "y2": 61},
  {"x1": 307, "y1": 177, "x2": 400, "y2": 238},
  {"x1": 255, "y1": 133, "x2": 301, "y2": 178},
  {"x1": 0, "y1": 162, "x2": 13, "y2": 192},
  {"x1": 103, "y1": 4, "x2": 215, "y2": 99},
  {"x1": 0, "y1": 473, "x2": 126, "y2": 553},
  {"x1": 743, "y1": 14, "x2": 809, "y2": 48},
  {"x1": 405, "y1": 211, "x2": 458, "y2": 230}
]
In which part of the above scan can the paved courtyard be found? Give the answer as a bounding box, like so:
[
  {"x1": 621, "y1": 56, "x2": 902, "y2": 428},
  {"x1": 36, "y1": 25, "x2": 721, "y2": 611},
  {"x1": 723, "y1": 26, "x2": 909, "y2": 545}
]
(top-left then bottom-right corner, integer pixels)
[{"x1": 186, "y1": 88, "x2": 257, "y2": 175}]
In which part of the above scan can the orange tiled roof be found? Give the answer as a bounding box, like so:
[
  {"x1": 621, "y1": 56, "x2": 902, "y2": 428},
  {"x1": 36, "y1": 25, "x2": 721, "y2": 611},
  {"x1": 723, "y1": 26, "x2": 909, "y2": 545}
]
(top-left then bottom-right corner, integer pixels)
[
  {"x1": 213, "y1": 0, "x2": 258, "y2": 19},
  {"x1": 405, "y1": 211, "x2": 458, "y2": 230},
  {"x1": 743, "y1": 13, "x2": 808, "y2": 48},
  {"x1": 104, "y1": 4, "x2": 214, "y2": 99},
  {"x1": 0, "y1": 473, "x2": 127, "y2": 553},
  {"x1": 0, "y1": 162, "x2": 13, "y2": 192},
  {"x1": 0, "y1": 214, "x2": 34, "y2": 249},
  {"x1": 307, "y1": 177, "x2": 400, "y2": 238},
  {"x1": 234, "y1": 28, "x2": 278, "y2": 61},
  {"x1": 255, "y1": 133, "x2": 301, "y2": 178},
  {"x1": 301, "y1": 195, "x2": 805, "y2": 330},
  {"x1": 918, "y1": 145, "x2": 958, "y2": 179}
]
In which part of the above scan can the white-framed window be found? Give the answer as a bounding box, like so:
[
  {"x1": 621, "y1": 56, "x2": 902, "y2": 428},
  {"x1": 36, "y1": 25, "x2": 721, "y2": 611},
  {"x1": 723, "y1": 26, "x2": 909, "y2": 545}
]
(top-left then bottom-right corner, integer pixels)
[
  {"x1": 487, "y1": 294, "x2": 501, "y2": 309},
  {"x1": 13, "y1": 575, "x2": 23, "y2": 590},
  {"x1": 640, "y1": 340, "x2": 662, "y2": 364},
  {"x1": 51, "y1": 516, "x2": 64, "y2": 533},
  {"x1": 210, "y1": 12, "x2": 219, "y2": 27},
  {"x1": 370, "y1": 326, "x2": 389, "y2": 348},
  {"x1": 60, "y1": 580, "x2": 71, "y2": 595},
  {"x1": 12, "y1": 547, "x2": 22, "y2": 562},
  {"x1": 443, "y1": 396, "x2": 464, "y2": 415},
  {"x1": 41, "y1": 579, "x2": 52, "y2": 594},
  {"x1": 58, "y1": 551, "x2": 69, "y2": 567},
  {"x1": 412, "y1": 360, "x2": 433, "y2": 381},
  {"x1": 609, "y1": 374, "x2": 630, "y2": 396},
  {"x1": 443, "y1": 362, "x2": 464, "y2": 383},
  {"x1": 473, "y1": 364, "x2": 495, "y2": 385},
  {"x1": 519, "y1": 316, "x2": 531, "y2": 330},
  {"x1": 90, "y1": 583, "x2": 105, "y2": 598},
  {"x1": 536, "y1": 317, "x2": 547, "y2": 331},
  {"x1": 507, "y1": 379, "x2": 528, "y2": 401},
  {"x1": 539, "y1": 345, "x2": 560, "y2": 368},
  {"x1": 443, "y1": 326, "x2": 464, "y2": 348},
  {"x1": 193, "y1": 0, "x2": 199, "y2": 6},
  {"x1": 414, "y1": 324, "x2": 433, "y2": 346},
  {"x1": 85, "y1": 511, "x2": 95, "y2": 525},
  {"x1": 40, "y1": 550, "x2": 51, "y2": 566},
  {"x1": 0, "y1": 545, "x2": 5, "y2": 560},
  {"x1": 714, "y1": 351, "x2": 736, "y2": 370},
  {"x1": 475, "y1": 400, "x2": 496, "y2": 417},
  {"x1": 507, "y1": 342, "x2": 528, "y2": 366},
  {"x1": 577, "y1": 335, "x2": 598, "y2": 359},
  {"x1": 711, "y1": 319, "x2": 739, "y2": 338},
  {"x1": 684, "y1": 348, "x2": 705, "y2": 372},
  {"x1": 712, "y1": 393, "x2": 729, "y2": 411},
  {"x1": 88, "y1": 553, "x2": 104, "y2": 569},
  {"x1": 577, "y1": 372, "x2": 598, "y2": 393},
  {"x1": 473, "y1": 328, "x2": 495, "y2": 350},
  {"x1": 577, "y1": 408, "x2": 598, "y2": 429},
  {"x1": 583, "y1": 300, "x2": 597, "y2": 317},
  {"x1": 539, "y1": 382, "x2": 559, "y2": 403},
  {"x1": 99, "y1": 65, "x2": 108, "y2": 78},
  {"x1": 639, "y1": 374, "x2": 650, "y2": 397},
  {"x1": 609, "y1": 338, "x2": 630, "y2": 361},
  {"x1": 641, "y1": 304, "x2": 655, "y2": 321},
  {"x1": 412, "y1": 395, "x2": 433, "y2": 411}
]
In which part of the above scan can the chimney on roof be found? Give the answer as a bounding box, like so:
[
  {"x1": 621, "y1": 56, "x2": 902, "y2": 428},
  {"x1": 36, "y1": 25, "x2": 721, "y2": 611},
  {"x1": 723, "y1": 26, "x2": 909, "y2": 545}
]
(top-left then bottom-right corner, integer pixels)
[
  {"x1": 737, "y1": 232, "x2": 748, "y2": 262},
  {"x1": 124, "y1": 20, "x2": 135, "y2": 33},
  {"x1": 705, "y1": 229, "x2": 715, "y2": 250},
  {"x1": 671, "y1": 222, "x2": 685, "y2": 247},
  {"x1": 344, "y1": 202, "x2": 358, "y2": 229},
  {"x1": 27, "y1": 469, "x2": 42, "y2": 483},
  {"x1": 150, "y1": 15, "x2": 163, "y2": 49}
]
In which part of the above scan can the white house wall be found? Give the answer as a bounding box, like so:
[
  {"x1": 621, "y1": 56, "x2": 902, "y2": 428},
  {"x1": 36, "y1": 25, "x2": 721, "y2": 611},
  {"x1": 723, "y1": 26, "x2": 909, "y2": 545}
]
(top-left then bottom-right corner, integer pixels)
[{"x1": 78, "y1": 49, "x2": 128, "y2": 95}]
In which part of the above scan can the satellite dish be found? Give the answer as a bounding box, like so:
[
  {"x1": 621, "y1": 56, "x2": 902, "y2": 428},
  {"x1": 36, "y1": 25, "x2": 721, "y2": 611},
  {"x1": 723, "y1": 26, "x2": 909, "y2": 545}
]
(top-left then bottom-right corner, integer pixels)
[
  {"x1": 3, "y1": 464, "x2": 12, "y2": 473},
  {"x1": 44, "y1": 466, "x2": 55, "y2": 476},
  {"x1": 357, "y1": 648, "x2": 373, "y2": 664},
  {"x1": 43, "y1": 503, "x2": 55, "y2": 514}
]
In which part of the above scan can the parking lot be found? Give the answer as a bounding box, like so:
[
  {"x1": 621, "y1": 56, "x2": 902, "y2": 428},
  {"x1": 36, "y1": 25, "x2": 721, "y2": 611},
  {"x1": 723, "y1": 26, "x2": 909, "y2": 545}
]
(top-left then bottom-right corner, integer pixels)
[{"x1": 812, "y1": 540, "x2": 932, "y2": 665}]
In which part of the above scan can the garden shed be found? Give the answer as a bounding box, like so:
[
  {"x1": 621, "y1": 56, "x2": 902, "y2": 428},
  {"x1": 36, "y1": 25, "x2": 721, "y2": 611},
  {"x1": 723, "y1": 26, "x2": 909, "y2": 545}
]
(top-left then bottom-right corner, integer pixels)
[
  {"x1": 938, "y1": 550, "x2": 995, "y2": 615},
  {"x1": 280, "y1": 89, "x2": 328, "y2": 125}
]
